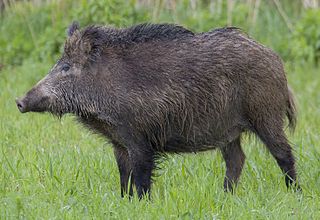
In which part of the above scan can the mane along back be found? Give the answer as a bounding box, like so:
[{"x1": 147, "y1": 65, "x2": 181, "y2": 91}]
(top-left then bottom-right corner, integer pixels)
[
  {"x1": 64, "y1": 23, "x2": 194, "y2": 61},
  {"x1": 123, "y1": 23, "x2": 194, "y2": 43},
  {"x1": 80, "y1": 23, "x2": 194, "y2": 47}
]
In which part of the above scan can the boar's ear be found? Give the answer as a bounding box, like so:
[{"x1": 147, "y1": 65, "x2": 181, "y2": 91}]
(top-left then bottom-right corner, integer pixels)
[
  {"x1": 67, "y1": 21, "x2": 80, "y2": 37},
  {"x1": 79, "y1": 26, "x2": 105, "y2": 62}
]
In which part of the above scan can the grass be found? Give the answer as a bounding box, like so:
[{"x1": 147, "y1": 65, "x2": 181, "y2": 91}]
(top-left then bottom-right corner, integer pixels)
[{"x1": 0, "y1": 59, "x2": 320, "y2": 219}]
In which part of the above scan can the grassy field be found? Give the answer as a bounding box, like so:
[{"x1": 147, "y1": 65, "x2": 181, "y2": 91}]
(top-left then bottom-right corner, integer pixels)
[
  {"x1": 0, "y1": 62, "x2": 320, "y2": 219},
  {"x1": 1, "y1": 0, "x2": 320, "y2": 219}
]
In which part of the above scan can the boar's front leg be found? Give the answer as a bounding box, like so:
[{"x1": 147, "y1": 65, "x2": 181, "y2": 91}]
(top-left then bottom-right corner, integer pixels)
[
  {"x1": 129, "y1": 148, "x2": 155, "y2": 200},
  {"x1": 220, "y1": 137, "x2": 245, "y2": 192},
  {"x1": 113, "y1": 145, "x2": 134, "y2": 198}
]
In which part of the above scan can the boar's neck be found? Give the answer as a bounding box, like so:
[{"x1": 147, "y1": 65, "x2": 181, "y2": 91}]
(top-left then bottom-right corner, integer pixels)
[{"x1": 77, "y1": 115, "x2": 117, "y2": 141}]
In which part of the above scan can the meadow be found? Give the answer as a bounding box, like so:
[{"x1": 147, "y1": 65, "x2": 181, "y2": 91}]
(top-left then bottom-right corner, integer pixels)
[{"x1": 1, "y1": 0, "x2": 320, "y2": 219}]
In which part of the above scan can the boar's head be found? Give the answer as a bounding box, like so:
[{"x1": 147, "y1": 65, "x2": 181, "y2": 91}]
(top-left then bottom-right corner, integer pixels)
[{"x1": 16, "y1": 22, "x2": 106, "y2": 117}]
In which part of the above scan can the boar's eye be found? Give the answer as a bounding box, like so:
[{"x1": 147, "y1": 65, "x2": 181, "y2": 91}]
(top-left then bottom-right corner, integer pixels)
[{"x1": 61, "y1": 63, "x2": 70, "y2": 72}]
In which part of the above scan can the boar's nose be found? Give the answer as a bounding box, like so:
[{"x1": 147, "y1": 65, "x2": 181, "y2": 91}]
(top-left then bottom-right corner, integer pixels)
[{"x1": 16, "y1": 98, "x2": 27, "y2": 113}]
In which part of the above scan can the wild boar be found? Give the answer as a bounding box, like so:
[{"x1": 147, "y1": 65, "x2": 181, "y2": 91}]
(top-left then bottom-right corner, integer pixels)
[{"x1": 16, "y1": 22, "x2": 300, "y2": 199}]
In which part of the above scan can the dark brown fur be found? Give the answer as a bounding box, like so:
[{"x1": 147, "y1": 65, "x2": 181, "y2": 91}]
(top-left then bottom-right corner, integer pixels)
[{"x1": 16, "y1": 22, "x2": 299, "y2": 199}]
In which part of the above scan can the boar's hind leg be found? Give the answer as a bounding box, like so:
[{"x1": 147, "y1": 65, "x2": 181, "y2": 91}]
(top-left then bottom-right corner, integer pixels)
[
  {"x1": 113, "y1": 145, "x2": 134, "y2": 198},
  {"x1": 221, "y1": 137, "x2": 245, "y2": 192},
  {"x1": 254, "y1": 122, "x2": 300, "y2": 190}
]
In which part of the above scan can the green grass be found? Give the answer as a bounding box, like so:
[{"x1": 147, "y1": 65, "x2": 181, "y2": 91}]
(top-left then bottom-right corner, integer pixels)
[{"x1": 0, "y1": 60, "x2": 320, "y2": 219}]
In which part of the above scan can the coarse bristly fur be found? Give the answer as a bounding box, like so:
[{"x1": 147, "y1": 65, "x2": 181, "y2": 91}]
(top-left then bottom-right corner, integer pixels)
[{"x1": 17, "y1": 21, "x2": 300, "y2": 199}]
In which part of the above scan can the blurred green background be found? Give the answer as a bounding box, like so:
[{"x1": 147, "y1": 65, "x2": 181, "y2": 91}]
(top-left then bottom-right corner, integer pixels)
[{"x1": 1, "y1": 0, "x2": 320, "y2": 219}]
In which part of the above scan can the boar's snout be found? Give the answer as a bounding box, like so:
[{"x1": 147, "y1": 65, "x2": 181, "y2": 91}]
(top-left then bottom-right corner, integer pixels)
[
  {"x1": 16, "y1": 98, "x2": 28, "y2": 113},
  {"x1": 16, "y1": 86, "x2": 51, "y2": 114}
]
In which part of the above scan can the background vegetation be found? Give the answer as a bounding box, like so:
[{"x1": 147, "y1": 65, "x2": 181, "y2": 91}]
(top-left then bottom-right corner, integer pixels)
[{"x1": 0, "y1": 0, "x2": 319, "y2": 219}]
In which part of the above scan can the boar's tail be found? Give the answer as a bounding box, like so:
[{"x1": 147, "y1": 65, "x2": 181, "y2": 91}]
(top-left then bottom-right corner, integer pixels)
[{"x1": 286, "y1": 87, "x2": 297, "y2": 132}]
